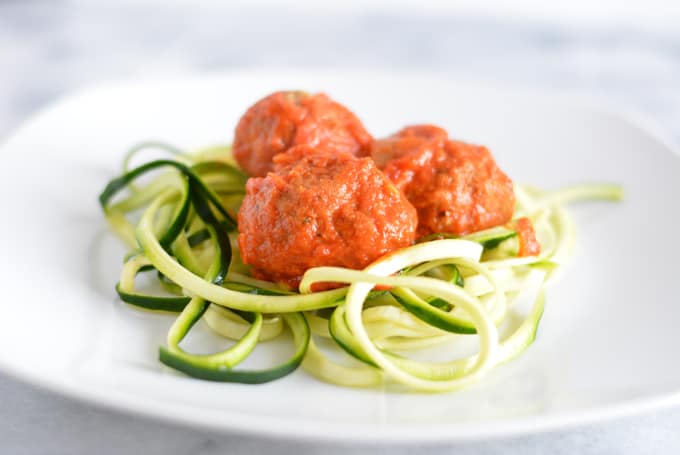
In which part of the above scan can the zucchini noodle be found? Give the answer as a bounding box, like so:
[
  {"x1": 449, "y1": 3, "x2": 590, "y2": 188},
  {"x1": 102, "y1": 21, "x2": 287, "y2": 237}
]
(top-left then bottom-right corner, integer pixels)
[{"x1": 100, "y1": 143, "x2": 623, "y2": 392}]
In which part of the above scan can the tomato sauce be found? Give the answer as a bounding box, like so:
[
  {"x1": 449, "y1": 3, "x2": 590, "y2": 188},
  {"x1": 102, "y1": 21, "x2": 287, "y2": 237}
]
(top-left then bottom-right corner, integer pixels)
[{"x1": 514, "y1": 217, "x2": 541, "y2": 257}]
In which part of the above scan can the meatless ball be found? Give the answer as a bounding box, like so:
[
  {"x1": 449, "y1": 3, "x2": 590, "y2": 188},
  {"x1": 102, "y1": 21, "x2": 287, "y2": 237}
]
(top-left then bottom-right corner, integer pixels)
[
  {"x1": 376, "y1": 128, "x2": 515, "y2": 236},
  {"x1": 237, "y1": 145, "x2": 417, "y2": 289},
  {"x1": 233, "y1": 91, "x2": 373, "y2": 177}
]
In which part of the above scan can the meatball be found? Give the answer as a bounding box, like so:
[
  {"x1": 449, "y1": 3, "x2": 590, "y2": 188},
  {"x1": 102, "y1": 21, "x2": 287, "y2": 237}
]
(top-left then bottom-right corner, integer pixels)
[
  {"x1": 378, "y1": 130, "x2": 515, "y2": 236},
  {"x1": 237, "y1": 145, "x2": 418, "y2": 289},
  {"x1": 370, "y1": 124, "x2": 448, "y2": 167},
  {"x1": 233, "y1": 91, "x2": 373, "y2": 177}
]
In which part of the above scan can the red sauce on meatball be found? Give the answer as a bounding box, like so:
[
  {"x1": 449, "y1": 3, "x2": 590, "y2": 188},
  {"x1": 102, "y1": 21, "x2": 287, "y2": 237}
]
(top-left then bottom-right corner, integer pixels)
[
  {"x1": 233, "y1": 91, "x2": 372, "y2": 177},
  {"x1": 376, "y1": 127, "x2": 515, "y2": 236},
  {"x1": 370, "y1": 124, "x2": 448, "y2": 167},
  {"x1": 237, "y1": 145, "x2": 417, "y2": 289}
]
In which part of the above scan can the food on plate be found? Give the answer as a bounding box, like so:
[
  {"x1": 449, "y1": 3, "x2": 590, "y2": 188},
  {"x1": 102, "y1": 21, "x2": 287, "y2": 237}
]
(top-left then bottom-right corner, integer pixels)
[
  {"x1": 373, "y1": 126, "x2": 515, "y2": 237},
  {"x1": 99, "y1": 90, "x2": 623, "y2": 392},
  {"x1": 233, "y1": 91, "x2": 372, "y2": 177},
  {"x1": 238, "y1": 145, "x2": 417, "y2": 289}
]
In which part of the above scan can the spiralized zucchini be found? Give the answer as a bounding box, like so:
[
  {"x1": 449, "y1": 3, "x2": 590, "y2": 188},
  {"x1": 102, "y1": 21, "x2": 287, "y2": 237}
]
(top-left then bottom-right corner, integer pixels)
[{"x1": 100, "y1": 142, "x2": 623, "y2": 392}]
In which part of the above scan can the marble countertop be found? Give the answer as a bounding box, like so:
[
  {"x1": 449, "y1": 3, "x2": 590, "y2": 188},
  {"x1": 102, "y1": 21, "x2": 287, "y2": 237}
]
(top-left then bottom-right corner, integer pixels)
[{"x1": 2, "y1": 2, "x2": 680, "y2": 453}]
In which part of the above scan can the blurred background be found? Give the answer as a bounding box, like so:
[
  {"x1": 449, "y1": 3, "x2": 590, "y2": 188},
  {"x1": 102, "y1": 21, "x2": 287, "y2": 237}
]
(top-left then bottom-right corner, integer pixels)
[
  {"x1": 2, "y1": 0, "x2": 680, "y2": 143},
  {"x1": 2, "y1": 1, "x2": 680, "y2": 453}
]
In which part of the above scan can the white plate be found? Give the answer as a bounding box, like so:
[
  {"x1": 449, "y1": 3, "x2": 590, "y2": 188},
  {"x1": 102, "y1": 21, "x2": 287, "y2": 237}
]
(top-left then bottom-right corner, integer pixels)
[{"x1": 1, "y1": 70, "x2": 679, "y2": 443}]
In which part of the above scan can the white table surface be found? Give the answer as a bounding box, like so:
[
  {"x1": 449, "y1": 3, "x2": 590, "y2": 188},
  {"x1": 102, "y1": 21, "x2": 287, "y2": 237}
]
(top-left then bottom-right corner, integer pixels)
[{"x1": 2, "y1": 2, "x2": 680, "y2": 453}]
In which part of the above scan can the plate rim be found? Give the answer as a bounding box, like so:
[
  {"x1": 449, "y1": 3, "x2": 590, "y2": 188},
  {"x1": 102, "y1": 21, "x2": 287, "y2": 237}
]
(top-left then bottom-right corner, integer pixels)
[
  {"x1": 2, "y1": 69, "x2": 680, "y2": 443},
  {"x1": 2, "y1": 358, "x2": 680, "y2": 444}
]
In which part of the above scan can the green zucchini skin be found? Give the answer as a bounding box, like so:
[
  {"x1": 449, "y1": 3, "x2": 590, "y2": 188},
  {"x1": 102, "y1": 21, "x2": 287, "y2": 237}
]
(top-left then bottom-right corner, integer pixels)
[
  {"x1": 416, "y1": 226, "x2": 517, "y2": 250},
  {"x1": 328, "y1": 304, "x2": 378, "y2": 368},
  {"x1": 115, "y1": 283, "x2": 190, "y2": 312},
  {"x1": 99, "y1": 159, "x2": 238, "y2": 233},
  {"x1": 390, "y1": 288, "x2": 477, "y2": 334},
  {"x1": 159, "y1": 313, "x2": 310, "y2": 384}
]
